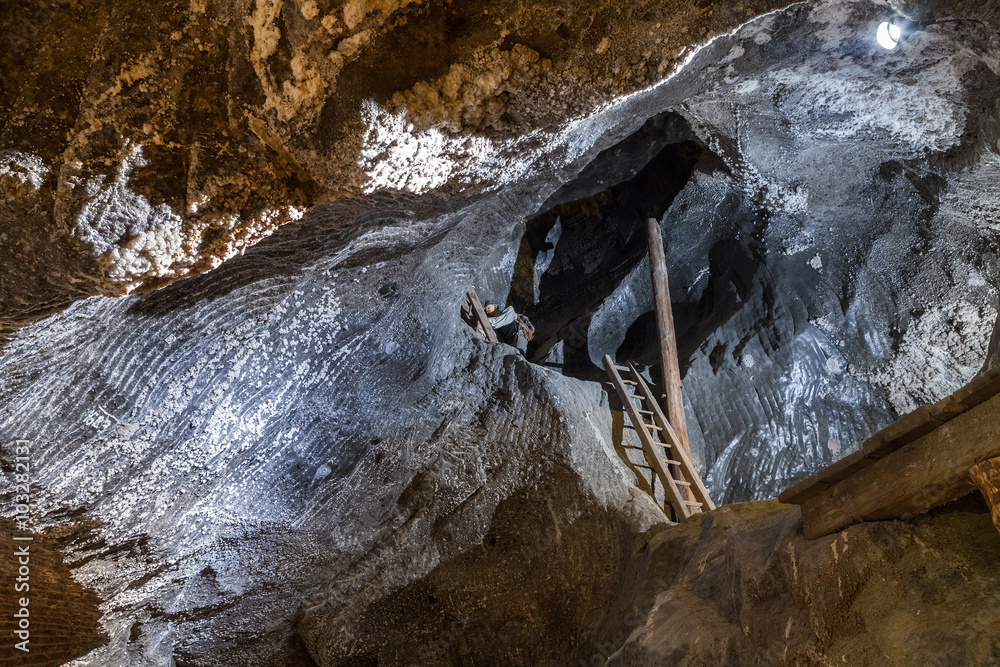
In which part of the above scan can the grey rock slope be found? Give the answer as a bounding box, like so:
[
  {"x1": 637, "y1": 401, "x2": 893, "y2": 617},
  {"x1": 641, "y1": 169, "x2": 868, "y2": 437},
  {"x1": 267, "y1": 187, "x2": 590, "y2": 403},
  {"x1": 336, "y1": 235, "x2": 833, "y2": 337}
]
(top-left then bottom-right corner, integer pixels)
[
  {"x1": 0, "y1": 183, "x2": 664, "y2": 665},
  {"x1": 3, "y1": 0, "x2": 1000, "y2": 664}
]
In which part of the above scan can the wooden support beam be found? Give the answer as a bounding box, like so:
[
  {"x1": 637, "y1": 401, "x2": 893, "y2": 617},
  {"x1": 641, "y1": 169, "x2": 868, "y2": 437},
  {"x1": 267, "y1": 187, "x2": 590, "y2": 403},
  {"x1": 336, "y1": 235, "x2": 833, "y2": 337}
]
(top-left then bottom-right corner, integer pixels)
[
  {"x1": 646, "y1": 218, "x2": 689, "y2": 456},
  {"x1": 778, "y1": 450, "x2": 867, "y2": 505},
  {"x1": 862, "y1": 404, "x2": 945, "y2": 459},
  {"x1": 799, "y1": 391, "x2": 1000, "y2": 539},
  {"x1": 969, "y1": 457, "x2": 1000, "y2": 535}
]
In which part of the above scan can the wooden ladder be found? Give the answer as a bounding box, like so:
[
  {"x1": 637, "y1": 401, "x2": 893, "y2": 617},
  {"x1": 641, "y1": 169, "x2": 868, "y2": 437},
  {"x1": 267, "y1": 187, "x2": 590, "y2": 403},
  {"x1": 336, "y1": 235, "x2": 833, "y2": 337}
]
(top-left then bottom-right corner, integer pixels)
[
  {"x1": 463, "y1": 286, "x2": 498, "y2": 343},
  {"x1": 602, "y1": 355, "x2": 715, "y2": 520}
]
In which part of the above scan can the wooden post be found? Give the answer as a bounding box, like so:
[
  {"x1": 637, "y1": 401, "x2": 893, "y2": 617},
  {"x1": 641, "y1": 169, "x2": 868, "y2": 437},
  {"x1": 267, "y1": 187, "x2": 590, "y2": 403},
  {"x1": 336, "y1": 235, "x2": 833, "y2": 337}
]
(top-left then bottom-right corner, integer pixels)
[
  {"x1": 970, "y1": 457, "x2": 1000, "y2": 535},
  {"x1": 646, "y1": 218, "x2": 690, "y2": 456}
]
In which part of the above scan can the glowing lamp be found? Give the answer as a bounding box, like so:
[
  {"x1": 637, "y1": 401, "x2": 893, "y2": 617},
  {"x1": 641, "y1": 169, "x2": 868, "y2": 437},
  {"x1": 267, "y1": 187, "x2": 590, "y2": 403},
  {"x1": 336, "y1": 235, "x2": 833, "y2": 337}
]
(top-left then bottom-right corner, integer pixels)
[{"x1": 877, "y1": 16, "x2": 921, "y2": 50}]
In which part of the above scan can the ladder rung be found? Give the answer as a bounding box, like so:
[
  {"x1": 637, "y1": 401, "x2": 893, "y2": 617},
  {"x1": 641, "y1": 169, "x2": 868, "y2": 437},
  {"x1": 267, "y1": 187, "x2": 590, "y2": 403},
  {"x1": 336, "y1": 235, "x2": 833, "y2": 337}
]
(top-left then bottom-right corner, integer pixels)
[
  {"x1": 685, "y1": 501, "x2": 703, "y2": 507},
  {"x1": 622, "y1": 379, "x2": 638, "y2": 385},
  {"x1": 638, "y1": 409, "x2": 655, "y2": 415},
  {"x1": 626, "y1": 422, "x2": 661, "y2": 432},
  {"x1": 613, "y1": 364, "x2": 631, "y2": 372},
  {"x1": 673, "y1": 480, "x2": 691, "y2": 487},
  {"x1": 665, "y1": 459, "x2": 681, "y2": 465}
]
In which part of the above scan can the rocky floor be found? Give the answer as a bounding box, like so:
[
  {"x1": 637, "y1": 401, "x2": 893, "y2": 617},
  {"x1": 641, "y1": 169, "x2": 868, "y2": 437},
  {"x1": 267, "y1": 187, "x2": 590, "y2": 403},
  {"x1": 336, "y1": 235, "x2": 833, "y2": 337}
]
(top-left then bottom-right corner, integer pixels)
[{"x1": 598, "y1": 499, "x2": 1000, "y2": 666}]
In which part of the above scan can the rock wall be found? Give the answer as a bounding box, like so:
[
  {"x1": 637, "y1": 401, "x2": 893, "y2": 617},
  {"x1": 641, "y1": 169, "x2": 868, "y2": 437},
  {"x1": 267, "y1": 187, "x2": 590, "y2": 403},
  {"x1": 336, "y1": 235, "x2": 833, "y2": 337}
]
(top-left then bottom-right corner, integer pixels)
[
  {"x1": 0, "y1": 173, "x2": 670, "y2": 664},
  {"x1": 3, "y1": 0, "x2": 1000, "y2": 664},
  {"x1": 512, "y1": 0, "x2": 1000, "y2": 503},
  {"x1": 0, "y1": 0, "x2": 791, "y2": 334},
  {"x1": 596, "y1": 499, "x2": 1000, "y2": 666}
]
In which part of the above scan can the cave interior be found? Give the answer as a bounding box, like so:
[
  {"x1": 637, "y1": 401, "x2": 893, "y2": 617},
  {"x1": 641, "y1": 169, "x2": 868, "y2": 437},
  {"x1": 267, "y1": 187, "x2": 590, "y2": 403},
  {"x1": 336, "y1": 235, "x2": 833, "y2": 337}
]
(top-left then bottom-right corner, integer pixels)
[{"x1": 3, "y1": 0, "x2": 1000, "y2": 665}]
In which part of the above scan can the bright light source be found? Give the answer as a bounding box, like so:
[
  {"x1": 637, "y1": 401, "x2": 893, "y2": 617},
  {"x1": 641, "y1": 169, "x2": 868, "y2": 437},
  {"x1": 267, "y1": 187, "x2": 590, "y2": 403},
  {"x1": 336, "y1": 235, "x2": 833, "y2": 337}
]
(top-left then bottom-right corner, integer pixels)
[
  {"x1": 877, "y1": 21, "x2": 899, "y2": 49},
  {"x1": 877, "y1": 16, "x2": 922, "y2": 50}
]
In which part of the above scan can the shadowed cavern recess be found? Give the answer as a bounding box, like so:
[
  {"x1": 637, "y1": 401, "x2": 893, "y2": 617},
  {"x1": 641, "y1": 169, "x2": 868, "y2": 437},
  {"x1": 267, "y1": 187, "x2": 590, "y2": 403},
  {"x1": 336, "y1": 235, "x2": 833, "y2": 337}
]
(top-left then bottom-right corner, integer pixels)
[{"x1": 3, "y1": 0, "x2": 1000, "y2": 665}]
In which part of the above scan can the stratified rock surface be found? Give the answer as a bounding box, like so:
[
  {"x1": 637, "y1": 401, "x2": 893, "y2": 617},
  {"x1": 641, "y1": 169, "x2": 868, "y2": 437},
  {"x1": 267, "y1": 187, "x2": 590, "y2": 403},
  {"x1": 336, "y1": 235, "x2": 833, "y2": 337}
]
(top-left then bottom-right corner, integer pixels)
[
  {"x1": 0, "y1": 519, "x2": 108, "y2": 666},
  {"x1": 3, "y1": 0, "x2": 1000, "y2": 665}
]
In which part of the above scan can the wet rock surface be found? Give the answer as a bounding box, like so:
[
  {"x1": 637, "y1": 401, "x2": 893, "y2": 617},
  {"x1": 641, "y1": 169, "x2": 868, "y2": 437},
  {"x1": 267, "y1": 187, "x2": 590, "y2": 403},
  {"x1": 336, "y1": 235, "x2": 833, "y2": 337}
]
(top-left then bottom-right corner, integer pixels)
[{"x1": 3, "y1": 0, "x2": 1000, "y2": 664}]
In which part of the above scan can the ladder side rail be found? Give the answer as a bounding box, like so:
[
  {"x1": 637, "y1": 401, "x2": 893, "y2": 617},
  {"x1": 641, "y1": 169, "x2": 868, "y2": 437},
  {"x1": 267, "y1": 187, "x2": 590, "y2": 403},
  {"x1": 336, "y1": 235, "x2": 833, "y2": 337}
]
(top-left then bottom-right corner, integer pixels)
[
  {"x1": 628, "y1": 363, "x2": 716, "y2": 511},
  {"x1": 603, "y1": 356, "x2": 662, "y2": 496},
  {"x1": 603, "y1": 356, "x2": 690, "y2": 518}
]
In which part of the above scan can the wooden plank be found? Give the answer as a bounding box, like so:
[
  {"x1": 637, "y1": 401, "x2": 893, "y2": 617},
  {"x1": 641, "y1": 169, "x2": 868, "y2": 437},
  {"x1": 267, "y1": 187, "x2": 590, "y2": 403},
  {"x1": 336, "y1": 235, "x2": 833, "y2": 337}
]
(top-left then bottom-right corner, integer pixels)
[
  {"x1": 815, "y1": 449, "x2": 868, "y2": 483},
  {"x1": 629, "y1": 362, "x2": 715, "y2": 512},
  {"x1": 969, "y1": 457, "x2": 1000, "y2": 535},
  {"x1": 781, "y1": 367, "x2": 1000, "y2": 516},
  {"x1": 466, "y1": 286, "x2": 497, "y2": 344},
  {"x1": 861, "y1": 404, "x2": 944, "y2": 460},
  {"x1": 928, "y1": 395, "x2": 966, "y2": 422},
  {"x1": 799, "y1": 391, "x2": 1000, "y2": 539},
  {"x1": 646, "y1": 218, "x2": 690, "y2": 457},
  {"x1": 779, "y1": 477, "x2": 834, "y2": 505},
  {"x1": 952, "y1": 365, "x2": 1000, "y2": 409},
  {"x1": 603, "y1": 355, "x2": 689, "y2": 518}
]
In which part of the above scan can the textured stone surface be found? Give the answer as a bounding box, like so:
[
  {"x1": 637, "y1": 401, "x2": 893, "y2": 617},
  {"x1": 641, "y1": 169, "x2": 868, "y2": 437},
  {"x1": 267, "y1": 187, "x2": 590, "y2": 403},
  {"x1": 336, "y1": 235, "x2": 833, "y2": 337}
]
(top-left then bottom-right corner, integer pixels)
[
  {"x1": 3, "y1": 0, "x2": 1000, "y2": 664},
  {"x1": 518, "y1": 0, "x2": 1000, "y2": 502},
  {"x1": 0, "y1": 174, "x2": 670, "y2": 665},
  {"x1": 0, "y1": 520, "x2": 107, "y2": 666},
  {"x1": 595, "y1": 499, "x2": 1000, "y2": 666},
  {"x1": 0, "y1": 0, "x2": 791, "y2": 335}
]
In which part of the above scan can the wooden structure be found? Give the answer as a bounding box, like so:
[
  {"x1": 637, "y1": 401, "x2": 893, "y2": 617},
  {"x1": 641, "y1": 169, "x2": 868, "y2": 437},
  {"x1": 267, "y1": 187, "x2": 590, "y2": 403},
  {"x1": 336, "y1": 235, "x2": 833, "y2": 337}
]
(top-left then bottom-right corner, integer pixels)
[
  {"x1": 970, "y1": 457, "x2": 1000, "y2": 535},
  {"x1": 603, "y1": 355, "x2": 714, "y2": 520},
  {"x1": 646, "y1": 218, "x2": 690, "y2": 456},
  {"x1": 463, "y1": 286, "x2": 497, "y2": 343},
  {"x1": 779, "y1": 366, "x2": 1000, "y2": 538}
]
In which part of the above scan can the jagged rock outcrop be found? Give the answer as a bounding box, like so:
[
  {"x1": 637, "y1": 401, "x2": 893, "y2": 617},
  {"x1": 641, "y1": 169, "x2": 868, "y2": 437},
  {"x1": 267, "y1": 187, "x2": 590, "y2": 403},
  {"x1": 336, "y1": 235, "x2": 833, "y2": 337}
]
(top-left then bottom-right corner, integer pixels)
[
  {"x1": 0, "y1": 0, "x2": 790, "y2": 334},
  {"x1": 4, "y1": 0, "x2": 1000, "y2": 665}
]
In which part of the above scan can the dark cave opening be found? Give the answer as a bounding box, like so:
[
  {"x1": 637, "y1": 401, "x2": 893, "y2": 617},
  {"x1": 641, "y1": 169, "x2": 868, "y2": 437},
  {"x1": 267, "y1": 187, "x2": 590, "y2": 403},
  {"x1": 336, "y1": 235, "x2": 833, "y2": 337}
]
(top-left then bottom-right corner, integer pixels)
[
  {"x1": 510, "y1": 119, "x2": 707, "y2": 380},
  {"x1": 505, "y1": 110, "x2": 773, "y2": 399}
]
